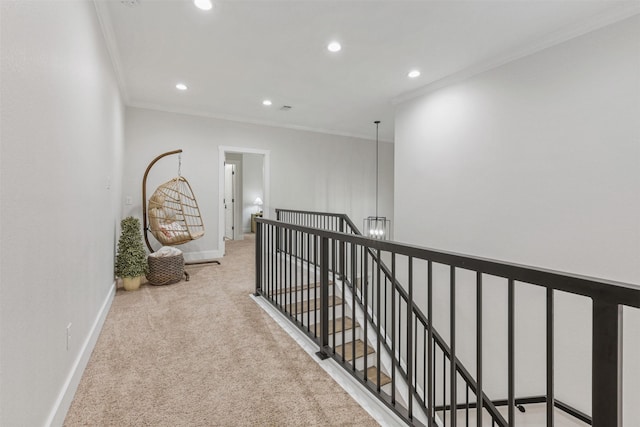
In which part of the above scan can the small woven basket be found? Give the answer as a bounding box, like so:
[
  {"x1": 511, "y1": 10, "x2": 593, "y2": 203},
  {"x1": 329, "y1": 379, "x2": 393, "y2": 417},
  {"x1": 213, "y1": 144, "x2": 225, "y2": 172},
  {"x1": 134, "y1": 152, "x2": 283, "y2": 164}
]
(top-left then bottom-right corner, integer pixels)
[{"x1": 147, "y1": 253, "x2": 184, "y2": 286}]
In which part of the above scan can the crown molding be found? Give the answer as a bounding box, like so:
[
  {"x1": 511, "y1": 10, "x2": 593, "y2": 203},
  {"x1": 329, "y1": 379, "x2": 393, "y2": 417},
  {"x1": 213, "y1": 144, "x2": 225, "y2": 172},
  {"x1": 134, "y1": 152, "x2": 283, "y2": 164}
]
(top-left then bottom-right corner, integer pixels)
[
  {"x1": 93, "y1": 0, "x2": 130, "y2": 104},
  {"x1": 393, "y1": 3, "x2": 640, "y2": 105},
  {"x1": 128, "y1": 101, "x2": 395, "y2": 144}
]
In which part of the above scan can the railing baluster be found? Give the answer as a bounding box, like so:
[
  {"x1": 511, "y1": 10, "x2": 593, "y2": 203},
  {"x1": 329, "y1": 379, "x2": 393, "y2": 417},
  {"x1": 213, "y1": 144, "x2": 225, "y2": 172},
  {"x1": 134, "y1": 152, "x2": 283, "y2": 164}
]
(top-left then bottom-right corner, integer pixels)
[
  {"x1": 363, "y1": 249, "x2": 369, "y2": 379},
  {"x1": 477, "y1": 272, "x2": 483, "y2": 427},
  {"x1": 350, "y1": 242, "x2": 357, "y2": 366},
  {"x1": 384, "y1": 274, "x2": 388, "y2": 344},
  {"x1": 305, "y1": 232, "x2": 310, "y2": 332},
  {"x1": 288, "y1": 229, "x2": 292, "y2": 318},
  {"x1": 294, "y1": 230, "x2": 299, "y2": 322},
  {"x1": 313, "y1": 235, "x2": 318, "y2": 338},
  {"x1": 268, "y1": 224, "x2": 271, "y2": 297},
  {"x1": 451, "y1": 266, "x2": 457, "y2": 427},
  {"x1": 443, "y1": 350, "x2": 446, "y2": 427},
  {"x1": 508, "y1": 279, "x2": 515, "y2": 426},
  {"x1": 376, "y1": 249, "x2": 382, "y2": 391},
  {"x1": 339, "y1": 223, "x2": 345, "y2": 282},
  {"x1": 299, "y1": 231, "x2": 303, "y2": 323},
  {"x1": 269, "y1": 224, "x2": 273, "y2": 299},
  {"x1": 282, "y1": 229, "x2": 286, "y2": 310},
  {"x1": 354, "y1": 245, "x2": 361, "y2": 369},
  {"x1": 414, "y1": 316, "x2": 418, "y2": 399},
  {"x1": 433, "y1": 336, "x2": 437, "y2": 424},
  {"x1": 391, "y1": 252, "x2": 397, "y2": 405},
  {"x1": 466, "y1": 384, "x2": 469, "y2": 427},
  {"x1": 546, "y1": 287, "x2": 554, "y2": 427},
  {"x1": 423, "y1": 326, "x2": 426, "y2": 407},
  {"x1": 407, "y1": 256, "x2": 414, "y2": 420},
  {"x1": 398, "y1": 299, "x2": 402, "y2": 398},
  {"x1": 332, "y1": 239, "x2": 337, "y2": 354},
  {"x1": 284, "y1": 228, "x2": 288, "y2": 313},
  {"x1": 277, "y1": 227, "x2": 281, "y2": 307},
  {"x1": 428, "y1": 260, "x2": 434, "y2": 426},
  {"x1": 341, "y1": 242, "x2": 346, "y2": 358}
]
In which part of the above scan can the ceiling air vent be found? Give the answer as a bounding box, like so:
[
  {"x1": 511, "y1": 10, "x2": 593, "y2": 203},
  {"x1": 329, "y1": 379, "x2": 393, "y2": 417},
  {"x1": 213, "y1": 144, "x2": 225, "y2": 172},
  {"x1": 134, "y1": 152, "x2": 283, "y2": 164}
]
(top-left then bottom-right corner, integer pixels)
[
  {"x1": 120, "y1": 0, "x2": 140, "y2": 7},
  {"x1": 280, "y1": 105, "x2": 292, "y2": 111}
]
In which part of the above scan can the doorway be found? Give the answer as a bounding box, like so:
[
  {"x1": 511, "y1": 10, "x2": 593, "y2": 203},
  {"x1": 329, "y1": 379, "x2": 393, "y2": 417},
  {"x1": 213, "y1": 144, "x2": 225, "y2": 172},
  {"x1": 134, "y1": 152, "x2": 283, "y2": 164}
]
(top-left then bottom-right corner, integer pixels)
[{"x1": 219, "y1": 146, "x2": 270, "y2": 256}]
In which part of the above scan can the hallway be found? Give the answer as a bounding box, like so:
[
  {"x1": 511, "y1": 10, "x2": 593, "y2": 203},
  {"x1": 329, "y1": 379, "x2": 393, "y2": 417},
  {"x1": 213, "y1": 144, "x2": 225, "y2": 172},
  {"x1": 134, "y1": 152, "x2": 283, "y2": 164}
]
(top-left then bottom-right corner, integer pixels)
[{"x1": 64, "y1": 235, "x2": 378, "y2": 426}]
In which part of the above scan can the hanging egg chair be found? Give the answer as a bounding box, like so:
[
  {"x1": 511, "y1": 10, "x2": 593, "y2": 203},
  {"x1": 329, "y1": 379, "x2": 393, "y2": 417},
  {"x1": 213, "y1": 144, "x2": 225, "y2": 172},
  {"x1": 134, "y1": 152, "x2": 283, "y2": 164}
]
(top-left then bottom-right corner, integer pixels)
[
  {"x1": 142, "y1": 150, "x2": 205, "y2": 252},
  {"x1": 147, "y1": 176, "x2": 205, "y2": 246}
]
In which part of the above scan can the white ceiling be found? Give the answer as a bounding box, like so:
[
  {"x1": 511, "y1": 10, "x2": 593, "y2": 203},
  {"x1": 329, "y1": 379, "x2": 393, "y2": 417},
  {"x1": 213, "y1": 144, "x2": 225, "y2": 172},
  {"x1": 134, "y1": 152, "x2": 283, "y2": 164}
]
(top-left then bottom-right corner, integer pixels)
[{"x1": 97, "y1": 0, "x2": 639, "y2": 142}]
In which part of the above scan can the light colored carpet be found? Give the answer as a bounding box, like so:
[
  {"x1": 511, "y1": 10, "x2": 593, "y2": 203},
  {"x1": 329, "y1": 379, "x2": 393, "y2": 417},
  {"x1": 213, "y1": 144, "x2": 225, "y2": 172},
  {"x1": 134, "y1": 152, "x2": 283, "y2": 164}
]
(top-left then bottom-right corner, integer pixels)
[{"x1": 64, "y1": 235, "x2": 378, "y2": 426}]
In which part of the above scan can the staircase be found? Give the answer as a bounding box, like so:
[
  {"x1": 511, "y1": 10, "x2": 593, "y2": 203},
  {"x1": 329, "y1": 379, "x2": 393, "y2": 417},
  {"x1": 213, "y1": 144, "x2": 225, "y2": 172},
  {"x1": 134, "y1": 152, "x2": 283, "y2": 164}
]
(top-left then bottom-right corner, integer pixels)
[
  {"x1": 254, "y1": 209, "x2": 640, "y2": 427},
  {"x1": 275, "y1": 271, "x2": 406, "y2": 411},
  {"x1": 260, "y1": 247, "x2": 440, "y2": 425}
]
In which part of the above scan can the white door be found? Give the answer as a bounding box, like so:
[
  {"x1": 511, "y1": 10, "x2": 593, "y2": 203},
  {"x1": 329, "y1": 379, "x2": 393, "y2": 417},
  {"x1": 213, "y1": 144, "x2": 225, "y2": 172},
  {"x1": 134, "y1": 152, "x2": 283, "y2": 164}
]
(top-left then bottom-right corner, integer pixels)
[{"x1": 224, "y1": 163, "x2": 236, "y2": 239}]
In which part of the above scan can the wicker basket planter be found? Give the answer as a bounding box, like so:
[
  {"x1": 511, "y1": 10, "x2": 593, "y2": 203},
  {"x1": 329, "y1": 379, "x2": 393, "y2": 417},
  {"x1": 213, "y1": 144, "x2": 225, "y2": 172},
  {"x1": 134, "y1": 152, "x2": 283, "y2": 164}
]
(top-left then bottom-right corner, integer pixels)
[{"x1": 147, "y1": 253, "x2": 184, "y2": 286}]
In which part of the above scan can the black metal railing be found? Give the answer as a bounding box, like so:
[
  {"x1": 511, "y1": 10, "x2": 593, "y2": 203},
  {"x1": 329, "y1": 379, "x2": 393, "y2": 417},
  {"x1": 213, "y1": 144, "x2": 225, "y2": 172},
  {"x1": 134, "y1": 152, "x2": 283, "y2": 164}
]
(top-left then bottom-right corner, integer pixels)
[
  {"x1": 275, "y1": 210, "x2": 511, "y2": 425},
  {"x1": 276, "y1": 208, "x2": 359, "y2": 234},
  {"x1": 255, "y1": 209, "x2": 640, "y2": 427},
  {"x1": 269, "y1": 211, "x2": 508, "y2": 425}
]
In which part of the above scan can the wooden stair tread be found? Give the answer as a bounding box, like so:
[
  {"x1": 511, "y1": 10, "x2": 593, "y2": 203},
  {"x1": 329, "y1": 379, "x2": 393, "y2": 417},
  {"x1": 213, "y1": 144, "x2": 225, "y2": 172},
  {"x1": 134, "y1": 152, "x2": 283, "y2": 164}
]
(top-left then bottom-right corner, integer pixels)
[
  {"x1": 311, "y1": 317, "x2": 358, "y2": 334},
  {"x1": 286, "y1": 296, "x2": 342, "y2": 315},
  {"x1": 335, "y1": 339, "x2": 374, "y2": 362},
  {"x1": 361, "y1": 366, "x2": 392, "y2": 387},
  {"x1": 275, "y1": 281, "x2": 334, "y2": 295}
]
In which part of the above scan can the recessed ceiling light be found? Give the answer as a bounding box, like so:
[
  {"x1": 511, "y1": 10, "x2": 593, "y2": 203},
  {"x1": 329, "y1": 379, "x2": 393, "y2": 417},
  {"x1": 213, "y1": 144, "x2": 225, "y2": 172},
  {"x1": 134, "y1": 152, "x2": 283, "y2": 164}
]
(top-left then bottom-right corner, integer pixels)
[
  {"x1": 176, "y1": 83, "x2": 188, "y2": 91},
  {"x1": 194, "y1": 0, "x2": 213, "y2": 11},
  {"x1": 262, "y1": 100, "x2": 272, "y2": 106},
  {"x1": 408, "y1": 70, "x2": 421, "y2": 78},
  {"x1": 327, "y1": 41, "x2": 342, "y2": 53}
]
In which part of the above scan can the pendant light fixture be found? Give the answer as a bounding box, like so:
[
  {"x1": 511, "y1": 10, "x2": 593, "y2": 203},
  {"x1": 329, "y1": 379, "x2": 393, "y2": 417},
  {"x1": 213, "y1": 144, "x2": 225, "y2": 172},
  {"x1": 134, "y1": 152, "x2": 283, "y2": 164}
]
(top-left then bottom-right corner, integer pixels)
[{"x1": 363, "y1": 121, "x2": 391, "y2": 240}]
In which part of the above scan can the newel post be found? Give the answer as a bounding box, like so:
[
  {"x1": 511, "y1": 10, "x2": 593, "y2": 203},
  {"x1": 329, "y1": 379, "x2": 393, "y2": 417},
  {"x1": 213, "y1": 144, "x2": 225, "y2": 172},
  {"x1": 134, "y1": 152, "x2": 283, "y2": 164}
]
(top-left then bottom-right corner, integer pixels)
[
  {"x1": 592, "y1": 300, "x2": 622, "y2": 427},
  {"x1": 316, "y1": 236, "x2": 330, "y2": 360},
  {"x1": 254, "y1": 220, "x2": 263, "y2": 296}
]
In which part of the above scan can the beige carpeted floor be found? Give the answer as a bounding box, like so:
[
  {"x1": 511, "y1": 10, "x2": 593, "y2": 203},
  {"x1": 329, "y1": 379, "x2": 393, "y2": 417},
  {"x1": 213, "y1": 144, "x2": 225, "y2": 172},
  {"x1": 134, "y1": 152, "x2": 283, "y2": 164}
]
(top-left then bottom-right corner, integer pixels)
[{"x1": 64, "y1": 235, "x2": 378, "y2": 426}]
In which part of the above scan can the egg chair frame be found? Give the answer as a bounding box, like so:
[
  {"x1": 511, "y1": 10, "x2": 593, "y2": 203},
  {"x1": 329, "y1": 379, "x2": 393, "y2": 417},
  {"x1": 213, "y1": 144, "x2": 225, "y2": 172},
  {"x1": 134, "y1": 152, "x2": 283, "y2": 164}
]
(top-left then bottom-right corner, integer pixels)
[{"x1": 142, "y1": 149, "x2": 219, "y2": 265}]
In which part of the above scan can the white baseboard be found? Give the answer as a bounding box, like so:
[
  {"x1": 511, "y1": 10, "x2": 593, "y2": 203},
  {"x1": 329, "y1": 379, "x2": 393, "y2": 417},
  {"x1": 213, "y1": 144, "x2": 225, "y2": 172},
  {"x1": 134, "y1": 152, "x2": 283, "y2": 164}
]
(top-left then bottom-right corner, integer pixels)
[
  {"x1": 183, "y1": 250, "x2": 223, "y2": 263},
  {"x1": 46, "y1": 281, "x2": 116, "y2": 427}
]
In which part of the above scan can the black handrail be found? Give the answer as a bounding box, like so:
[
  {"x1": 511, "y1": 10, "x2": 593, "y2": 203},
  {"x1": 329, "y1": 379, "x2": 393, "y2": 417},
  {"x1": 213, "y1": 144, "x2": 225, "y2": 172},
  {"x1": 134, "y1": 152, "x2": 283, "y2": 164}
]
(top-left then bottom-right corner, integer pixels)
[
  {"x1": 273, "y1": 212, "x2": 638, "y2": 307},
  {"x1": 259, "y1": 210, "x2": 639, "y2": 427}
]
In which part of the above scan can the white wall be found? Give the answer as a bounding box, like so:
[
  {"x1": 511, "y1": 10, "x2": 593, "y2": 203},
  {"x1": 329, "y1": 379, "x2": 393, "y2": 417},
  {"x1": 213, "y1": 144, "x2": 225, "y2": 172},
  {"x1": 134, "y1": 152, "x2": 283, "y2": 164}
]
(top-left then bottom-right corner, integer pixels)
[
  {"x1": 123, "y1": 107, "x2": 394, "y2": 259},
  {"x1": 394, "y1": 15, "x2": 639, "y2": 420},
  {"x1": 0, "y1": 1, "x2": 124, "y2": 425}
]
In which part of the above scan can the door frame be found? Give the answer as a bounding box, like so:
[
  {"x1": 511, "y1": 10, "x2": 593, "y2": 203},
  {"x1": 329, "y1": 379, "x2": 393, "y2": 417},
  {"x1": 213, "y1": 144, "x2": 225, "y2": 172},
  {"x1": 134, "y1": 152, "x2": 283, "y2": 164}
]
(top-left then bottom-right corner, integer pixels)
[
  {"x1": 218, "y1": 146, "x2": 270, "y2": 256},
  {"x1": 223, "y1": 162, "x2": 237, "y2": 240}
]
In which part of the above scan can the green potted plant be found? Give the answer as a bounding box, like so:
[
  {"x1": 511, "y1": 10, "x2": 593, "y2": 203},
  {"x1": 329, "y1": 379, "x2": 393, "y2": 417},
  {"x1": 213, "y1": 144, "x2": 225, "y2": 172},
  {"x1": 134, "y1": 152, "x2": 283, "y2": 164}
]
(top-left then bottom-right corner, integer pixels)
[{"x1": 115, "y1": 216, "x2": 148, "y2": 291}]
